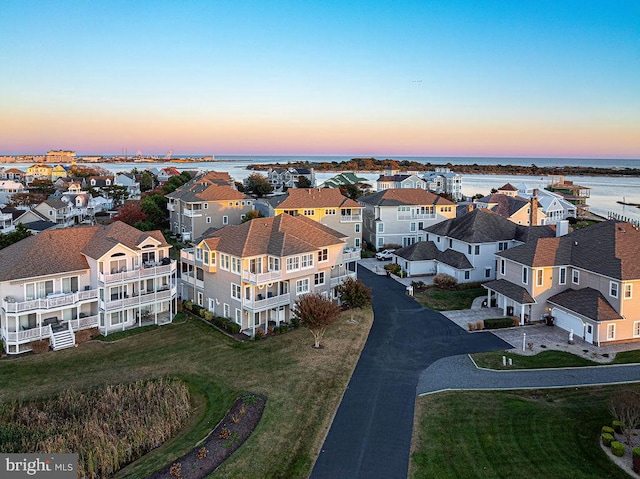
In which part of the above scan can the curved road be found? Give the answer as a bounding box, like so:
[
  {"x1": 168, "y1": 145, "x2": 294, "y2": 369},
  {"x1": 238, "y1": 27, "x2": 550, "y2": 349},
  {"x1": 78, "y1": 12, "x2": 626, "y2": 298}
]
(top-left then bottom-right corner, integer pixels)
[
  {"x1": 310, "y1": 266, "x2": 511, "y2": 479},
  {"x1": 311, "y1": 266, "x2": 640, "y2": 479}
]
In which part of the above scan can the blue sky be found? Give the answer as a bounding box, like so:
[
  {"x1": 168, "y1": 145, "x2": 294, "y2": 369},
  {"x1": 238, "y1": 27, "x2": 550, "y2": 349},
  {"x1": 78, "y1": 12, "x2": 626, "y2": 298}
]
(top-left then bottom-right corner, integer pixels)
[{"x1": 0, "y1": 0, "x2": 638, "y2": 157}]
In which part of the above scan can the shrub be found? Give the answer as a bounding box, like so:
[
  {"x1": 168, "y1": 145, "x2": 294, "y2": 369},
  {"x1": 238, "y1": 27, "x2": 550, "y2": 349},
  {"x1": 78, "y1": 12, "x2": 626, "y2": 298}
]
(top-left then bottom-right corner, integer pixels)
[
  {"x1": 204, "y1": 311, "x2": 213, "y2": 321},
  {"x1": 601, "y1": 433, "x2": 614, "y2": 447},
  {"x1": 483, "y1": 317, "x2": 515, "y2": 329},
  {"x1": 411, "y1": 280, "x2": 426, "y2": 290},
  {"x1": 183, "y1": 300, "x2": 193, "y2": 311},
  {"x1": 468, "y1": 322, "x2": 476, "y2": 331},
  {"x1": 475, "y1": 320, "x2": 484, "y2": 331},
  {"x1": 601, "y1": 425, "x2": 615, "y2": 435},
  {"x1": 384, "y1": 263, "x2": 402, "y2": 276},
  {"x1": 633, "y1": 447, "x2": 640, "y2": 473},
  {"x1": 76, "y1": 327, "x2": 100, "y2": 344},
  {"x1": 196, "y1": 447, "x2": 208, "y2": 460},
  {"x1": 211, "y1": 316, "x2": 241, "y2": 335},
  {"x1": 29, "y1": 339, "x2": 50, "y2": 354},
  {"x1": 613, "y1": 420, "x2": 624, "y2": 434},
  {"x1": 611, "y1": 441, "x2": 625, "y2": 457},
  {"x1": 433, "y1": 273, "x2": 457, "y2": 289},
  {"x1": 254, "y1": 329, "x2": 265, "y2": 340},
  {"x1": 169, "y1": 462, "x2": 182, "y2": 478}
]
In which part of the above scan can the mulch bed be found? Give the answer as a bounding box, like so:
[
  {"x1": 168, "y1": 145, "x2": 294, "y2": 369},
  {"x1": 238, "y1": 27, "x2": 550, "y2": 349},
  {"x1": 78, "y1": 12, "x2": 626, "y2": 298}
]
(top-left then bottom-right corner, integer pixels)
[{"x1": 149, "y1": 393, "x2": 266, "y2": 479}]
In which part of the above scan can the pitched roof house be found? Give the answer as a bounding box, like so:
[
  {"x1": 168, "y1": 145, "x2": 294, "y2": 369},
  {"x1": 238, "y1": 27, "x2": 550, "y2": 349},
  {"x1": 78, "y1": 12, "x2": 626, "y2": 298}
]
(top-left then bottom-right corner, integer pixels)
[
  {"x1": 376, "y1": 172, "x2": 427, "y2": 190},
  {"x1": 179, "y1": 214, "x2": 354, "y2": 336},
  {"x1": 393, "y1": 208, "x2": 556, "y2": 282},
  {"x1": 0, "y1": 221, "x2": 177, "y2": 354},
  {"x1": 358, "y1": 188, "x2": 456, "y2": 249},
  {"x1": 475, "y1": 193, "x2": 546, "y2": 226},
  {"x1": 484, "y1": 221, "x2": 640, "y2": 345}
]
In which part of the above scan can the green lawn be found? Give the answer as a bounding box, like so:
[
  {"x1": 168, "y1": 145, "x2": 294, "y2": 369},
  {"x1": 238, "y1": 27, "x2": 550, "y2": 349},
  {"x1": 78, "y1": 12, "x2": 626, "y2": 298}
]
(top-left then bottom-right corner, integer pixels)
[
  {"x1": 472, "y1": 349, "x2": 640, "y2": 370},
  {"x1": 0, "y1": 309, "x2": 373, "y2": 479},
  {"x1": 414, "y1": 286, "x2": 485, "y2": 311},
  {"x1": 410, "y1": 386, "x2": 638, "y2": 479}
]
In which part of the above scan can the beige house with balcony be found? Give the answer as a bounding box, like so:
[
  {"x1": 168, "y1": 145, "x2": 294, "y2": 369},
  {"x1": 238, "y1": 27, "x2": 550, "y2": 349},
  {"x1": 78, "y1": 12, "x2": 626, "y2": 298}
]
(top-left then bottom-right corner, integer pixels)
[
  {"x1": 0, "y1": 222, "x2": 178, "y2": 355},
  {"x1": 484, "y1": 221, "x2": 640, "y2": 345},
  {"x1": 167, "y1": 172, "x2": 253, "y2": 242},
  {"x1": 179, "y1": 214, "x2": 356, "y2": 337}
]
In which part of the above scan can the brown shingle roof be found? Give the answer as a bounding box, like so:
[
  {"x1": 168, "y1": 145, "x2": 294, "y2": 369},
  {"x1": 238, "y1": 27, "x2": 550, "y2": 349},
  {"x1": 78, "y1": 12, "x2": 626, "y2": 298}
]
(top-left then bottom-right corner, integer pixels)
[
  {"x1": 483, "y1": 279, "x2": 536, "y2": 304},
  {"x1": 358, "y1": 188, "x2": 454, "y2": 207},
  {"x1": 201, "y1": 213, "x2": 345, "y2": 258},
  {"x1": 275, "y1": 188, "x2": 361, "y2": 209},
  {"x1": 82, "y1": 221, "x2": 168, "y2": 259}
]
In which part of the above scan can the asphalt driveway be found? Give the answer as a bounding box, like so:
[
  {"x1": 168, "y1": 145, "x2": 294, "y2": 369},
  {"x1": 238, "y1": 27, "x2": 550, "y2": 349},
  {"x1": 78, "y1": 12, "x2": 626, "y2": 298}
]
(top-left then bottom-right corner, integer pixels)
[{"x1": 310, "y1": 266, "x2": 512, "y2": 479}]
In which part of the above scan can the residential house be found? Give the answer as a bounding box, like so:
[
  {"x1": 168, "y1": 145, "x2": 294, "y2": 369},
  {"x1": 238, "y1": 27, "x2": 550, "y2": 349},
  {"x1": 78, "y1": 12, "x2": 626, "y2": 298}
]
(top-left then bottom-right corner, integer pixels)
[
  {"x1": 27, "y1": 164, "x2": 53, "y2": 181},
  {"x1": 358, "y1": 188, "x2": 456, "y2": 249},
  {"x1": 0, "y1": 207, "x2": 18, "y2": 234},
  {"x1": 496, "y1": 183, "x2": 519, "y2": 197},
  {"x1": 158, "y1": 167, "x2": 181, "y2": 185},
  {"x1": 0, "y1": 221, "x2": 178, "y2": 354},
  {"x1": 475, "y1": 193, "x2": 546, "y2": 226},
  {"x1": 51, "y1": 165, "x2": 69, "y2": 181},
  {"x1": 516, "y1": 184, "x2": 577, "y2": 224},
  {"x1": 87, "y1": 176, "x2": 114, "y2": 189},
  {"x1": 484, "y1": 221, "x2": 640, "y2": 345},
  {"x1": 545, "y1": 176, "x2": 590, "y2": 210},
  {"x1": 266, "y1": 167, "x2": 316, "y2": 192},
  {"x1": 2, "y1": 168, "x2": 24, "y2": 181},
  {"x1": 166, "y1": 175, "x2": 253, "y2": 242},
  {"x1": 265, "y1": 188, "x2": 363, "y2": 251},
  {"x1": 376, "y1": 172, "x2": 427, "y2": 190},
  {"x1": 0, "y1": 180, "x2": 25, "y2": 207},
  {"x1": 321, "y1": 172, "x2": 370, "y2": 189},
  {"x1": 394, "y1": 208, "x2": 556, "y2": 282},
  {"x1": 423, "y1": 167, "x2": 463, "y2": 201},
  {"x1": 115, "y1": 174, "x2": 141, "y2": 199},
  {"x1": 179, "y1": 214, "x2": 355, "y2": 336}
]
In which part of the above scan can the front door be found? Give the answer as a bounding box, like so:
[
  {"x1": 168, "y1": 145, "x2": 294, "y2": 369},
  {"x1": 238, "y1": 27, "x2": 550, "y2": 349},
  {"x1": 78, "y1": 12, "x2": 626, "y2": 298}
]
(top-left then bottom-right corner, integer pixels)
[{"x1": 585, "y1": 323, "x2": 593, "y2": 343}]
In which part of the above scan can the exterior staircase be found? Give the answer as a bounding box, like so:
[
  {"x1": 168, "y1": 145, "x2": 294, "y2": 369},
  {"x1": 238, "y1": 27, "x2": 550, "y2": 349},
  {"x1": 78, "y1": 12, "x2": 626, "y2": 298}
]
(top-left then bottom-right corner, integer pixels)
[{"x1": 50, "y1": 325, "x2": 76, "y2": 351}]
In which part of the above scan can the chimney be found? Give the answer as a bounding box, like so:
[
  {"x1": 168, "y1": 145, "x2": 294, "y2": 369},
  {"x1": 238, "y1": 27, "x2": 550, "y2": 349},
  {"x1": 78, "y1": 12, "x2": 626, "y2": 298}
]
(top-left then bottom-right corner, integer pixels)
[
  {"x1": 556, "y1": 220, "x2": 569, "y2": 237},
  {"x1": 529, "y1": 197, "x2": 539, "y2": 225},
  {"x1": 467, "y1": 204, "x2": 474, "y2": 213}
]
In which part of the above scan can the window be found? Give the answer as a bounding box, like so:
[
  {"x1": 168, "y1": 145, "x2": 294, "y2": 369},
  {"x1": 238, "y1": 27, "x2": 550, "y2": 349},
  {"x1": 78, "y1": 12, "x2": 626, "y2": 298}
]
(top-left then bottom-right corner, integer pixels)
[
  {"x1": 195, "y1": 248, "x2": 202, "y2": 261},
  {"x1": 203, "y1": 251, "x2": 209, "y2": 265},
  {"x1": 220, "y1": 254, "x2": 230, "y2": 270},
  {"x1": 572, "y1": 270, "x2": 579, "y2": 284},
  {"x1": 355, "y1": 238, "x2": 361, "y2": 247},
  {"x1": 500, "y1": 259, "x2": 505, "y2": 275},
  {"x1": 222, "y1": 215, "x2": 228, "y2": 225},
  {"x1": 377, "y1": 222, "x2": 384, "y2": 233},
  {"x1": 249, "y1": 258, "x2": 262, "y2": 274},
  {"x1": 522, "y1": 267, "x2": 528, "y2": 285},
  {"x1": 378, "y1": 237, "x2": 384, "y2": 247},
  {"x1": 536, "y1": 269, "x2": 543, "y2": 286},
  {"x1": 143, "y1": 250, "x2": 156, "y2": 263},
  {"x1": 410, "y1": 223, "x2": 416, "y2": 232},
  {"x1": 624, "y1": 284, "x2": 632, "y2": 299},
  {"x1": 318, "y1": 248, "x2": 328, "y2": 262},
  {"x1": 464, "y1": 271, "x2": 470, "y2": 280},
  {"x1": 303, "y1": 209, "x2": 314, "y2": 216},
  {"x1": 206, "y1": 217, "x2": 211, "y2": 223},
  {"x1": 301, "y1": 253, "x2": 313, "y2": 268},
  {"x1": 610, "y1": 282, "x2": 619, "y2": 298},
  {"x1": 314, "y1": 272, "x2": 325, "y2": 285},
  {"x1": 325, "y1": 208, "x2": 336, "y2": 215},
  {"x1": 286, "y1": 256, "x2": 300, "y2": 271},
  {"x1": 559, "y1": 267, "x2": 566, "y2": 285},
  {"x1": 607, "y1": 323, "x2": 615, "y2": 340},
  {"x1": 355, "y1": 223, "x2": 360, "y2": 233},
  {"x1": 235, "y1": 309, "x2": 242, "y2": 325},
  {"x1": 268, "y1": 256, "x2": 280, "y2": 271},
  {"x1": 209, "y1": 252, "x2": 216, "y2": 265},
  {"x1": 25, "y1": 280, "x2": 54, "y2": 300},
  {"x1": 197, "y1": 292, "x2": 203, "y2": 306},
  {"x1": 203, "y1": 203, "x2": 208, "y2": 209},
  {"x1": 110, "y1": 311, "x2": 124, "y2": 325},
  {"x1": 468, "y1": 245, "x2": 472, "y2": 255},
  {"x1": 223, "y1": 303, "x2": 230, "y2": 318},
  {"x1": 634, "y1": 321, "x2": 640, "y2": 338},
  {"x1": 231, "y1": 283, "x2": 241, "y2": 300},
  {"x1": 485, "y1": 268, "x2": 491, "y2": 278},
  {"x1": 231, "y1": 257, "x2": 241, "y2": 274},
  {"x1": 449, "y1": 239, "x2": 453, "y2": 248},
  {"x1": 296, "y1": 278, "x2": 310, "y2": 294},
  {"x1": 498, "y1": 242, "x2": 508, "y2": 251},
  {"x1": 475, "y1": 245, "x2": 480, "y2": 255},
  {"x1": 62, "y1": 276, "x2": 78, "y2": 293}
]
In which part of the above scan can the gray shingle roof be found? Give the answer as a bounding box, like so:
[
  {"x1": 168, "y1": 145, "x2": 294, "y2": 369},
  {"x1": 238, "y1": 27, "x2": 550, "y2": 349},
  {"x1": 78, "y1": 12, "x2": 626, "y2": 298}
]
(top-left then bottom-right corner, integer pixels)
[
  {"x1": 358, "y1": 188, "x2": 453, "y2": 207},
  {"x1": 483, "y1": 279, "x2": 536, "y2": 304},
  {"x1": 547, "y1": 288, "x2": 623, "y2": 321},
  {"x1": 438, "y1": 249, "x2": 473, "y2": 269},
  {"x1": 393, "y1": 241, "x2": 472, "y2": 269}
]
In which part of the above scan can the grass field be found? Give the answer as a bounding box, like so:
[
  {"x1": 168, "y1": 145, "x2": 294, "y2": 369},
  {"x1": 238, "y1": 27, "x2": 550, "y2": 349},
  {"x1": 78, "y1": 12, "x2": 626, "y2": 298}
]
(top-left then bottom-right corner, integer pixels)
[
  {"x1": 410, "y1": 386, "x2": 638, "y2": 479},
  {"x1": 472, "y1": 349, "x2": 640, "y2": 370},
  {"x1": 414, "y1": 286, "x2": 485, "y2": 311},
  {"x1": 0, "y1": 309, "x2": 372, "y2": 479}
]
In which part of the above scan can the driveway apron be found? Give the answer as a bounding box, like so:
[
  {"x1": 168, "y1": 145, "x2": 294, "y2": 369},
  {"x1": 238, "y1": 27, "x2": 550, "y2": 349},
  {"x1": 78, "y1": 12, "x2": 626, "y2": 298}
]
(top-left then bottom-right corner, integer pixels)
[{"x1": 310, "y1": 266, "x2": 511, "y2": 479}]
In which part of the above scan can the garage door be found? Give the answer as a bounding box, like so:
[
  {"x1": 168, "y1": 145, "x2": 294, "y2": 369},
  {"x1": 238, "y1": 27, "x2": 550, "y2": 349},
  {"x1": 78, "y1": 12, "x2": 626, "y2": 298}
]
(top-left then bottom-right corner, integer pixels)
[{"x1": 552, "y1": 308, "x2": 583, "y2": 338}]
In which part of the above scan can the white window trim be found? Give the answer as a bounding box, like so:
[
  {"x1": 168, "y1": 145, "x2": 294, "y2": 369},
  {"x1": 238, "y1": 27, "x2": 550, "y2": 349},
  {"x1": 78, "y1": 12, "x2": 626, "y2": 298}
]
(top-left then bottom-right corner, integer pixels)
[
  {"x1": 559, "y1": 267, "x2": 566, "y2": 285},
  {"x1": 624, "y1": 284, "x2": 632, "y2": 300},
  {"x1": 536, "y1": 269, "x2": 543, "y2": 287},
  {"x1": 610, "y1": 281, "x2": 619, "y2": 299},
  {"x1": 572, "y1": 270, "x2": 579, "y2": 284},
  {"x1": 607, "y1": 323, "x2": 616, "y2": 340},
  {"x1": 522, "y1": 266, "x2": 528, "y2": 285},
  {"x1": 633, "y1": 321, "x2": 640, "y2": 338},
  {"x1": 231, "y1": 283, "x2": 241, "y2": 301}
]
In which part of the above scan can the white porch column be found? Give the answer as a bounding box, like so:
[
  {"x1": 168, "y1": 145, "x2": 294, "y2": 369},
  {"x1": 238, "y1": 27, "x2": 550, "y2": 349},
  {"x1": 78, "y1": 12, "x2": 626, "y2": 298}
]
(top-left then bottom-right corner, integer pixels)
[
  {"x1": 502, "y1": 298, "x2": 507, "y2": 316},
  {"x1": 520, "y1": 307, "x2": 525, "y2": 326},
  {"x1": 487, "y1": 290, "x2": 491, "y2": 306}
]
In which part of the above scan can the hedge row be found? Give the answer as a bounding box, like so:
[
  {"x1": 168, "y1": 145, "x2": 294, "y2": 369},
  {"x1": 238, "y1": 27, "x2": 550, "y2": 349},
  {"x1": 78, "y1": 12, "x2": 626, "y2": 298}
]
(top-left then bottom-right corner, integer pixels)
[
  {"x1": 483, "y1": 317, "x2": 515, "y2": 329},
  {"x1": 183, "y1": 301, "x2": 241, "y2": 334}
]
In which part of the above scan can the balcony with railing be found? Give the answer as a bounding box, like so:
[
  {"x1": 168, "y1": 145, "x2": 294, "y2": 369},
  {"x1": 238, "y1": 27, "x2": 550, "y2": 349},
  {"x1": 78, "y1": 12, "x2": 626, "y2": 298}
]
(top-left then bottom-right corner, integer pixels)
[
  {"x1": 242, "y1": 270, "x2": 283, "y2": 284},
  {"x1": 243, "y1": 292, "x2": 291, "y2": 312},
  {"x1": 167, "y1": 202, "x2": 175, "y2": 211},
  {"x1": 99, "y1": 260, "x2": 177, "y2": 284},
  {"x1": 342, "y1": 248, "x2": 361, "y2": 261},
  {"x1": 397, "y1": 213, "x2": 435, "y2": 221},
  {"x1": 183, "y1": 208, "x2": 202, "y2": 217},
  {"x1": 102, "y1": 285, "x2": 177, "y2": 311},
  {"x1": 330, "y1": 271, "x2": 357, "y2": 287},
  {"x1": 2, "y1": 313, "x2": 100, "y2": 346},
  {"x1": 340, "y1": 214, "x2": 362, "y2": 223},
  {"x1": 2, "y1": 289, "x2": 99, "y2": 313}
]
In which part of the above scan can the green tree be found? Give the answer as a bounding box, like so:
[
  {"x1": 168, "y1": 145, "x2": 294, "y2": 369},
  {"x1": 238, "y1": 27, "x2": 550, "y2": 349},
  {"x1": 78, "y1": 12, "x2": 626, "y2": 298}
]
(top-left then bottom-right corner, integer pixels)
[
  {"x1": 339, "y1": 183, "x2": 363, "y2": 200},
  {"x1": 29, "y1": 179, "x2": 55, "y2": 195},
  {"x1": 139, "y1": 171, "x2": 156, "y2": 192},
  {"x1": 103, "y1": 185, "x2": 129, "y2": 208},
  {"x1": 140, "y1": 194, "x2": 167, "y2": 228},
  {"x1": 245, "y1": 173, "x2": 273, "y2": 197},
  {"x1": 241, "y1": 210, "x2": 263, "y2": 223},
  {"x1": 295, "y1": 176, "x2": 312, "y2": 188},
  {"x1": 292, "y1": 293, "x2": 342, "y2": 349},
  {"x1": 337, "y1": 277, "x2": 372, "y2": 323},
  {"x1": 0, "y1": 223, "x2": 33, "y2": 250}
]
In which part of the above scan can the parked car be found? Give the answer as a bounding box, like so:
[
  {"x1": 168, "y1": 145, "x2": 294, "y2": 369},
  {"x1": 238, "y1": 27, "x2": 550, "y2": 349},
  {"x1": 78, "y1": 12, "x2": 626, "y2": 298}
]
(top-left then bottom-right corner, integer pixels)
[{"x1": 375, "y1": 249, "x2": 395, "y2": 260}]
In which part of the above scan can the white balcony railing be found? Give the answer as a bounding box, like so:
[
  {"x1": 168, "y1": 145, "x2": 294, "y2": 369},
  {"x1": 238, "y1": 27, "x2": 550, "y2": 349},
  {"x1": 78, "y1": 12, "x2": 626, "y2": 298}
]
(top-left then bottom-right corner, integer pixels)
[
  {"x1": 2, "y1": 289, "x2": 99, "y2": 313},
  {"x1": 342, "y1": 248, "x2": 361, "y2": 261},
  {"x1": 330, "y1": 271, "x2": 357, "y2": 287},
  {"x1": 68, "y1": 315, "x2": 100, "y2": 331},
  {"x1": 102, "y1": 286, "x2": 177, "y2": 311},
  {"x1": 340, "y1": 214, "x2": 362, "y2": 223},
  {"x1": 242, "y1": 270, "x2": 282, "y2": 284},
  {"x1": 167, "y1": 203, "x2": 175, "y2": 211},
  {"x1": 183, "y1": 209, "x2": 202, "y2": 217},
  {"x1": 244, "y1": 293, "x2": 290, "y2": 311},
  {"x1": 4, "y1": 325, "x2": 52, "y2": 343},
  {"x1": 180, "y1": 249, "x2": 195, "y2": 262},
  {"x1": 99, "y1": 261, "x2": 176, "y2": 284},
  {"x1": 397, "y1": 213, "x2": 435, "y2": 221}
]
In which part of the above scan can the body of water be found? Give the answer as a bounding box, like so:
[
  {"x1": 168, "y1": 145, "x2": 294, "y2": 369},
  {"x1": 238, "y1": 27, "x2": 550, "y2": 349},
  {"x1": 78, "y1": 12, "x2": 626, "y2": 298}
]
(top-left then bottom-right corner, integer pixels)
[{"x1": 3, "y1": 156, "x2": 640, "y2": 222}]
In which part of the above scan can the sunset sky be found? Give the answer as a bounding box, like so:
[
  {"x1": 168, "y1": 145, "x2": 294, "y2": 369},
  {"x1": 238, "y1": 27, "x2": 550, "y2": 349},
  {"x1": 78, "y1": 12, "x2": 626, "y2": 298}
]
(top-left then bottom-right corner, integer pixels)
[{"x1": 1, "y1": 0, "x2": 638, "y2": 158}]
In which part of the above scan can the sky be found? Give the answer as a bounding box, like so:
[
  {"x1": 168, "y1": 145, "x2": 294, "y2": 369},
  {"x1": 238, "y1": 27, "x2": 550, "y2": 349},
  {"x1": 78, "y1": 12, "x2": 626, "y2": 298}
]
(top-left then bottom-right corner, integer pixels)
[{"x1": 0, "y1": 0, "x2": 639, "y2": 158}]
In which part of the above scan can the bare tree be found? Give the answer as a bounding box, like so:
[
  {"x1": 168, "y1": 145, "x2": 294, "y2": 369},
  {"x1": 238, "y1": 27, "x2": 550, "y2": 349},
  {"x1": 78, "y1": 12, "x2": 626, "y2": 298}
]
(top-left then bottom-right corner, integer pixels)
[
  {"x1": 337, "y1": 277, "x2": 371, "y2": 323},
  {"x1": 293, "y1": 293, "x2": 342, "y2": 349},
  {"x1": 608, "y1": 389, "x2": 640, "y2": 445}
]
